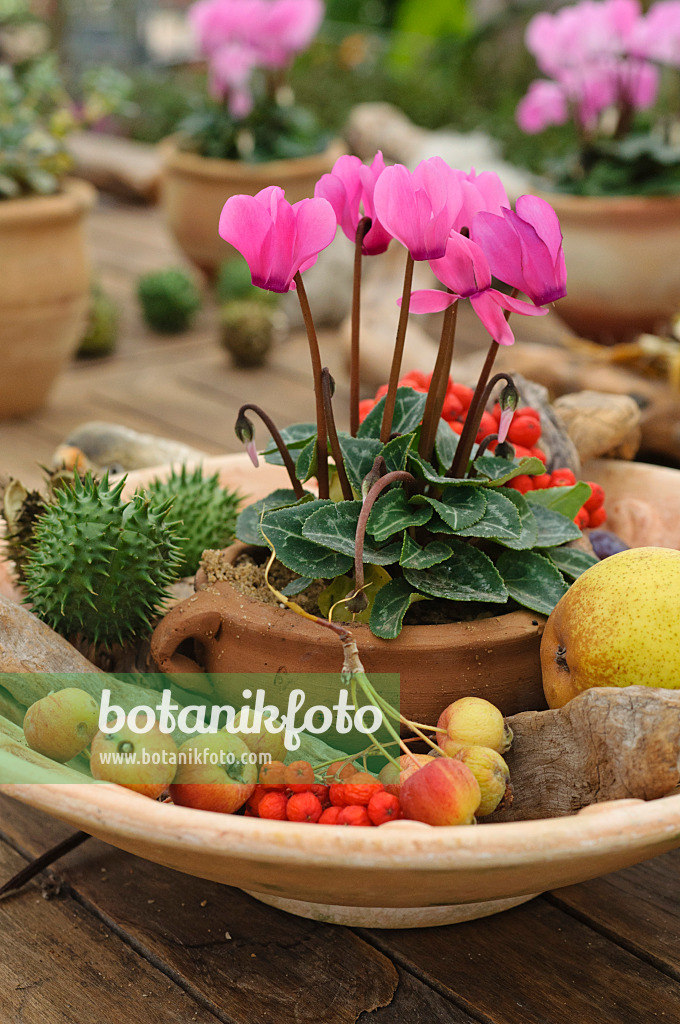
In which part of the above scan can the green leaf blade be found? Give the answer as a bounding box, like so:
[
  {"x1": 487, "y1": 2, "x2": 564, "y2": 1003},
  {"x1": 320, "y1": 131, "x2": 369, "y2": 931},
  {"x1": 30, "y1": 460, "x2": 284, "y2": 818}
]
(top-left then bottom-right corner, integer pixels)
[
  {"x1": 404, "y1": 538, "x2": 508, "y2": 604},
  {"x1": 357, "y1": 388, "x2": 428, "y2": 439},
  {"x1": 236, "y1": 488, "x2": 312, "y2": 545},
  {"x1": 367, "y1": 489, "x2": 432, "y2": 542},
  {"x1": 496, "y1": 549, "x2": 569, "y2": 616},
  {"x1": 369, "y1": 577, "x2": 421, "y2": 639},
  {"x1": 262, "y1": 500, "x2": 353, "y2": 577},
  {"x1": 302, "y1": 501, "x2": 401, "y2": 565},
  {"x1": 541, "y1": 545, "x2": 599, "y2": 579}
]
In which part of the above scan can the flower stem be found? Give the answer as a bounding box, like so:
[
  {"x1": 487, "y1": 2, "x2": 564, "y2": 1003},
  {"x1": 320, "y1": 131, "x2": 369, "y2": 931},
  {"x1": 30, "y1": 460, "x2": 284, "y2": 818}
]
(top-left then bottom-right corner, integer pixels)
[
  {"x1": 418, "y1": 299, "x2": 458, "y2": 464},
  {"x1": 295, "y1": 271, "x2": 329, "y2": 499},
  {"x1": 352, "y1": 469, "x2": 417, "y2": 595},
  {"x1": 350, "y1": 217, "x2": 371, "y2": 437},
  {"x1": 321, "y1": 367, "x2": 353, "y2": 501},
  {"x1": 380, "y1": 252, "x2": 415, "y2": 443},
  {"x1": 236, "y1": 403, "x2": 304, "y2": 499}
]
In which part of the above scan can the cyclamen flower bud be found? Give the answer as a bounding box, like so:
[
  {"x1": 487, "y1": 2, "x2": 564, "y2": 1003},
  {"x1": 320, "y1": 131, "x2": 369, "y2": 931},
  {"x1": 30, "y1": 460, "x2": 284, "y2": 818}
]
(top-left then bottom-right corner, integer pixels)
[
  {"x1": 498, "y1": 380, "x2": 519, "y2": 444},
  {"x1": 235, "y1": 410, "x2": 258, "y2": 467}
]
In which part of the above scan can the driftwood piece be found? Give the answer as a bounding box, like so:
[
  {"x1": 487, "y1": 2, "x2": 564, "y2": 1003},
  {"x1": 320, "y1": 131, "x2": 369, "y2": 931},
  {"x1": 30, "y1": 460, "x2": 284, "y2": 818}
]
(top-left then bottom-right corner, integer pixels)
[
  {"x1": 553, "y1": 390, "x2": 642, "y2": 462},
  {"x1": 491, "y1": 686, "x2": 680, "y2": 822}
]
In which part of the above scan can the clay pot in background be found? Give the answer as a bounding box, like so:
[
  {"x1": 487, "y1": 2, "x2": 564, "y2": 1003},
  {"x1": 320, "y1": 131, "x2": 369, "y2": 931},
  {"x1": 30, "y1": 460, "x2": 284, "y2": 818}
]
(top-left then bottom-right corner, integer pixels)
[
  {"x1": 545, "y1": 191, "x2": 680, "y2": 343},
  {"x1": 160, "y1": 138, "x2": 344, "y2": 276},
  {"x1": 0, "y1": 179, "x2": 95, "y2": 419}
]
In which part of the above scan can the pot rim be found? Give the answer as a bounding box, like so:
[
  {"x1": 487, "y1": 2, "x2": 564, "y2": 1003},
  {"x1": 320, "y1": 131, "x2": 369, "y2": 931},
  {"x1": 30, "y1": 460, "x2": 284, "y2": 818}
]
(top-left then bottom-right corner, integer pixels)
[
  {"x1": 159, "y1": 135, "x2": 346, "y2": 182},
  {"x1": 0, "y1": 178, "x2": 96, "y2": 227},
  {"x1": 535, "y1": 186, "x2": 680, "y2": 215},
  {"x1": 193, "y1": 540, "x2": 544, "y2": 646}
]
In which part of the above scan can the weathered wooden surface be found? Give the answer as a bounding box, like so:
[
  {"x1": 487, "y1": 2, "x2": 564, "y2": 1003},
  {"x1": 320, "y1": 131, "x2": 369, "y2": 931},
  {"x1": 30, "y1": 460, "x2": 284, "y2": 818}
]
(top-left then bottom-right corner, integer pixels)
[
  {"x1": 0, "y1": 793, "x2": 679, "y2": 1023},
  {"x1": 492, "y1": 686, "x2": 680, "y2": 821}
]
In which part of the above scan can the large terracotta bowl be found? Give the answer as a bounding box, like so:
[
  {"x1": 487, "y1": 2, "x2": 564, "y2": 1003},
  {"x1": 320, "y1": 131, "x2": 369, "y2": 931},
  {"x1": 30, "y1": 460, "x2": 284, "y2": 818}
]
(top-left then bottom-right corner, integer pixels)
[{"x1": 2, "y1": 453, "x2": 680, "y2": 928}]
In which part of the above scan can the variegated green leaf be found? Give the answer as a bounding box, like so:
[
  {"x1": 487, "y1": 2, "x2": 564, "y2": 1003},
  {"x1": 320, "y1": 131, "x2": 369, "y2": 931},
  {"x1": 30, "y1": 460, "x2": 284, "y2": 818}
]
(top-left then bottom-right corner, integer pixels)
[
  {"x1": 404, "y1": 538, "x2": 508, "y2": 603},
  {"x1": 400, "y1": 534, "x2": 453, "y2": 569},
  {"x1": 262, "y1": 500, "x2": 353, "y2": 577},
  {"x1": 367, "y1": 488, "x2": 432, "y2": 542},
  {"x1": 496, "y1": 549, "x2": 568, "y2": 615},
  {"x1": 302, "y1": 500, "x2": 402, "y2": 565}
]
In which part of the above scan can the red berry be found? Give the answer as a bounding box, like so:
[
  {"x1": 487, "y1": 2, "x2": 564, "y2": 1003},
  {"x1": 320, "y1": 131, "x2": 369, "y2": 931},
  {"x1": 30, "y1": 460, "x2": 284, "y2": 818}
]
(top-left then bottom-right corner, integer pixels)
[
  {"x1": 325, "y1": 760, "x2": 356, "y2": 783},
  {"x1": 375, "y1": 384, "x2": 388, "y2": 400},
  {"x1": 286, "y1": 792, "x2": 323, "y2": 823},
  {"x1": 475, "y1": 411, "x2": 497, "y2": 442},
  {"x1": 284, "y1": 760, "x2": 315, "y2": 792},
  {"x1": 340, "y1": 772, "x2": 384, "y2": 807},
  {"x1": 512, "y1": 444, "x2": 533, "y2": 460},
  {"x1": 584, "y1": 482, "x2": 606, "y2": 512},
  {"x1": 588, "y1": 506, "x2": 607, "y2": 527},
  {"x1": 246, "y1": 786, "x2": 270, "y2": 815},
  {"x1": 550, "y1": 468, "x2": 576, "y2": 487},
  {"x1": 318, "y1": 806, "x2": 342, "y2": 824},
  {"x1": 310, "y1": 783, "x2": 331, "y2": 808},
  {"x1": 529, "y1": 447, "x2": 547, "y2": 464},
  {"x1": 399, "y1": 370, "x2": 431, "y2": 393},
  {"x1": 358, "y1": 399, "x2": 375, "y2": 423},
  {"x1": 337, "y1": 805, "x2": 372, "y2": 826},
  {"x1": 448, "y1": 421, "x2": 464, "y2": 435},
  {"x1": 507, "y1": 474, "x2": 534, "y2": 494},
  {"x1": 258, "y1": 791, "x2": 288, "y2": 820},
  {"x1": 441, "y1": 394, "x2": 464, "y2": 420},
  {"x1": 448, "y1": 382, "x2": 475, "y2": 407},
  {"x1": 259, "y1": 761, "x2": 286, "y2": 787},
  {"x1": 507, "y1": 417, "x2": 541, "y2": 447},
  {"x1": 574, "y1": 508, "x2": 590, "y2": 529},
  {"x1": 532, "y1": 473, "x2": 552, "y2": 489},
  {"x1": 514, "y1": 406, "x2": 541, "y2": 422},
  {"x1": 367, "y1": 791, "x2": 401, "y2": 825}
]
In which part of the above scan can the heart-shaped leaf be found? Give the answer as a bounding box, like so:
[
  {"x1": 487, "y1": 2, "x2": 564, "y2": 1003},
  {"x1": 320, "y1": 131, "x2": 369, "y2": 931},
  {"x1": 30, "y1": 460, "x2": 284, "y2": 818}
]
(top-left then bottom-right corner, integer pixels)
[
  {"x1": 236, "y1": 488, "x2": 313, "y2": 545},
  {"x1": 295, "y1": 436, "x2": 318, "y2": 482},
  {"x1": 381, "y1": 432, "x2": 416, "y2": 474},
  {"x1": 414, "y1": 485, "x2": 487, "y2": 532},
  {"x1": 369, "y1": 577, "x2": 423, "y2": 639},
  {"x1": 454, "y1": 489, "x2": 522, "y2": 541},
  {"x1": 262, "y1": 500, "x2": 353, "y2": 577},
  {"x1": 281, "y1": 576, "x2": 316, "y2": 596},
  {"x1": 337, "y1": 433, "x2": 383, "y2": 493},
  {"x1": 357, "y1": 387, "x2": 427, "y2": 439},
  {"x1": 367, "y1": 488, "x2": 432, "y2": 542},
  {"x1": 541, "y1": 545, "x2": 599, "y2": 579},
  {"x1": 527, "y1": 482, "x2": 592, "y2": 519},
  {"x1": 496, "y1": 549, "x2": 568, "y2": 615},
  {"x1": 434, "y1": 419, "x2": 460, "y2": 471},
  {"x1": 531, "y1": 503, "x2": 583, "y2": 547},
  {"x1": 404, "y1": 538, "x2": 508, "y2": 603},
  {"x1": 474, "y1": 455, "x2": 545, "y2": 486},
  {"x1": 303, "y1": 500, "x2": 402, "y2": 565},
  {"x1": 400, "y1": 534, "x2": 453, "y2": 569},
  {"x1": 494, "y1": 489, "x2": 539, "y2": 550},
  {"x1": 262, "y1": 423, "x2": 316, "y2": 465}
]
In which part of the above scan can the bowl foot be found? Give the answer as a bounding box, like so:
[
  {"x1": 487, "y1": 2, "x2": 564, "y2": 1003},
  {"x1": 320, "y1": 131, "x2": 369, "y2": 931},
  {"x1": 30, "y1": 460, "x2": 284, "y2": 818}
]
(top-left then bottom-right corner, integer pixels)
[{"x1": 242, "y1": 891, "x2": 539, "y2": 928}]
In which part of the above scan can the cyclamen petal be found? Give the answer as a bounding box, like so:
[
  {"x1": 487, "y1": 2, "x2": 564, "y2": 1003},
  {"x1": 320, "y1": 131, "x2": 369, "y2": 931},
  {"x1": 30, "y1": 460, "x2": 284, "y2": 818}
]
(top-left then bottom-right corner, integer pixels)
[
  {"x1": 314, "y1": 151, "x2": 392, "y2": 255},
  {"x1": 469, "y1": 292, "x2": 516, "y2": 347},
  {"x1": 404, "y1": 290, "x2": 459, "y2": 314},
  {"x1": 219, "y1": 187, "x2": 337, "y2": 293},
  {"x1": 428, "y1": 232, "x2": 492, "y2": 296},
  {"x1": 373, "y1": 157, "x2": 461, "y2": 260}
]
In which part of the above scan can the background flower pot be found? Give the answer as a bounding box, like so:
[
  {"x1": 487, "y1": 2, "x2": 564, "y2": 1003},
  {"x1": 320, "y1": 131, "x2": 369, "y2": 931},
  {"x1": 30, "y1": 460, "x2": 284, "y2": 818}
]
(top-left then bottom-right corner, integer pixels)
[
  {"x1": 160, "y1": 138, "x2": 345, "y2": 276},
  {"x1": 0, "y1": 179, "x2": 95, "y2": 419},
  {"x1": 543, "y1": 190, "x2": 680, "y2": 343}
]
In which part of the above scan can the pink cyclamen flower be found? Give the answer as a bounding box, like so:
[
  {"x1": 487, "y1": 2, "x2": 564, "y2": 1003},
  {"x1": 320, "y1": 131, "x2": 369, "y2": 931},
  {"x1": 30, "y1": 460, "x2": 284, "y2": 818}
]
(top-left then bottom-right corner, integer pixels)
[
  {"x1": 406, "y1": 232, "x2": 547, "y2": 347},
  {"x1": 260, "y1": 0, "x2": 325, "y2": 66},
  {"x1": 452, "y1": 168, "x2": 510, "y2": 233},
  {"x1": 314, "y1": 152, "x2": 392, "y2": 256},
  {"x1": 471, "y1": 195, "x2": 567, "y2": 307},
  {"x1": 516, "y1": 79, "x2": 569, "y2": 133},
  {"x1": 219, "y1": 186, "x2": 337, "y2": 292},
  {"x1": 373, "y1": 157, "x2": 462, "y2": 261}
]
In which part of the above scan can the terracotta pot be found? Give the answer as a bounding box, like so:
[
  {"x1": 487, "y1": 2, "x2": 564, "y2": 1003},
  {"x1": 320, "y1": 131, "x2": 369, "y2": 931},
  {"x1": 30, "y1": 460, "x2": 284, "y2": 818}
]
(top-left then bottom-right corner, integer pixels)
[
  {"x1": 160, "y1": 137, "x2": 345, "y2": 275},
  {"x1": 151, "y1": 542, "x2": 547, "y2": 723},
  {"x1": 543, "y1": 190, "x2": 680, "y2": 343},
  {"x1": 0, "y1": 179, "x2": 95, "y2": 418}
]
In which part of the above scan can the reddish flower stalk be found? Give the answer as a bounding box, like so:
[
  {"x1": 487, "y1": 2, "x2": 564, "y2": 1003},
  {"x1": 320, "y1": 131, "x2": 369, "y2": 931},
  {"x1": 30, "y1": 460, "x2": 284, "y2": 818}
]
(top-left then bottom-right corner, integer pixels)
[
  {"x1": 351, "y1": 469, "x2": 417, "y2": 598},
  {"x1": 417, "y1": 299, "x2": 458, "y2": 464},
  {"x1": 379, "y1": 252, "x2": 415, "y2": 443},
  {"x1": 235, "y1": 403, "x2": 304, "y2": 498},
  {"x1": 321, "y1": 367, "x2": 354, "y2": 501},
  {"x1": 450, "y1": 365, "x2": 517, "y2": 478},
  {"x1": 349, "y1": 216, "x2": 372, "y2": 436},
  {"x1": 295, "y1": 270, "x2": 329, "y2": 499}
]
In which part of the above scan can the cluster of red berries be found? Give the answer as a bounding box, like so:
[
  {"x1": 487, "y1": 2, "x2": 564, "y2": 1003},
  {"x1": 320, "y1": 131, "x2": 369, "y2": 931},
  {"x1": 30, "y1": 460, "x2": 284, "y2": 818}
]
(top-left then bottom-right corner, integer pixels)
[
  {"x1": 245, "y1": 760, "x2": 401, "y2": 826},
  {"x1": 359, "y1": 371, "x2": 606, "y2": 529}
]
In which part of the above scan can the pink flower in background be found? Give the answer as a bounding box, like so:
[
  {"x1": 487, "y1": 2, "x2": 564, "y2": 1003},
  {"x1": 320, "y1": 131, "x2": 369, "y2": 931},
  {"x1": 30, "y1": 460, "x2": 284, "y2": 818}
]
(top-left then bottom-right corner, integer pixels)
[
  {"x1": 373, "y1": 157, "x2": 462, "y2": 261},
  {"x1": 631, "y1": 1, "x2": 680, "y2": 66},
  {"x1": 516, "y1": 79, "x2": 569, "y2": 133},
  {"x1": 452, "y1": 168, "x2": 510, "y2": 232},
  {"x1": 219, "y1": 186, "x2": 337, "y2": 292},
  {"x1": 189, "y1": 0, "x2": 325, "y2": 117},
  {"x1": 471, "y1": 195, "x2": 567, "y2": 307},
  {"x1": 314, "y1": 152, "x2": 392, "y2": 255},
  {"x1": 406, "y1": 232, "x2": 547, "y2": 347}
]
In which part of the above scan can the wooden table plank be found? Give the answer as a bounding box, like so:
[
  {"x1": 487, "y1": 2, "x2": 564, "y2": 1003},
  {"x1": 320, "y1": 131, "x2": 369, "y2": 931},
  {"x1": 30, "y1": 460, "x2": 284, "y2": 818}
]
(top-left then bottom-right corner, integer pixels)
[
  {"x1": 361, "y1": 895, "x2": 680, "y2": 1024},
  {"x1": 548, "y1": 850, "x2": 680, "y2": 980},
  {"x1": 0, "y1": 797, "x2": 400, "y2": 1024},
  {"x1": 0, "y1": 842, "x2": 222, "y2": 1024}
]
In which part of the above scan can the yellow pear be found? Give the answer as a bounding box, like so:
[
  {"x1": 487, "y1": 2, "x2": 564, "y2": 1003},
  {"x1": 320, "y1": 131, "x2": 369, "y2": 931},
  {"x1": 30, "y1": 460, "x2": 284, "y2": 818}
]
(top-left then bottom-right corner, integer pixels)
[{"x1": 541, "y1": 546, "x2": 680, "y2": 708}]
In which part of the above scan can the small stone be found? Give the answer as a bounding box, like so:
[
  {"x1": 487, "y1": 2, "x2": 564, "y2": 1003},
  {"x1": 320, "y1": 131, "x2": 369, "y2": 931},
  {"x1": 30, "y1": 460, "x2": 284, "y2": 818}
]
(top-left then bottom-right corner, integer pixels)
[{"x1": 553, "y1": 390, "x2": 641, "y2": 461}]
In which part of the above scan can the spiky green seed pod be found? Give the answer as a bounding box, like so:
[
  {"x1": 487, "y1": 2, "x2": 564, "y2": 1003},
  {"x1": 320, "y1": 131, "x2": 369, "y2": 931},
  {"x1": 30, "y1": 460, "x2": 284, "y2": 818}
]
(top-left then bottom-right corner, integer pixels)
[
  {"x1": 0, "y1": 479, "x2": 46, "y2": 583},
  {"x1": 23, "y1": 473, "x2": 184, "y2": 648},
  {"x1": 141, "y1": 465, "x2": 242, "y2": 577}
]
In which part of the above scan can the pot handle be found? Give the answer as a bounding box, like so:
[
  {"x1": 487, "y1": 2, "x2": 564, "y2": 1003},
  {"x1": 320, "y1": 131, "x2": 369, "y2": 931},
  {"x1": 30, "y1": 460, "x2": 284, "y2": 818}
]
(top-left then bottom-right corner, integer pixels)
[{"x1": 151, "y1": 595, "x2": 225, "y2": 675}]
